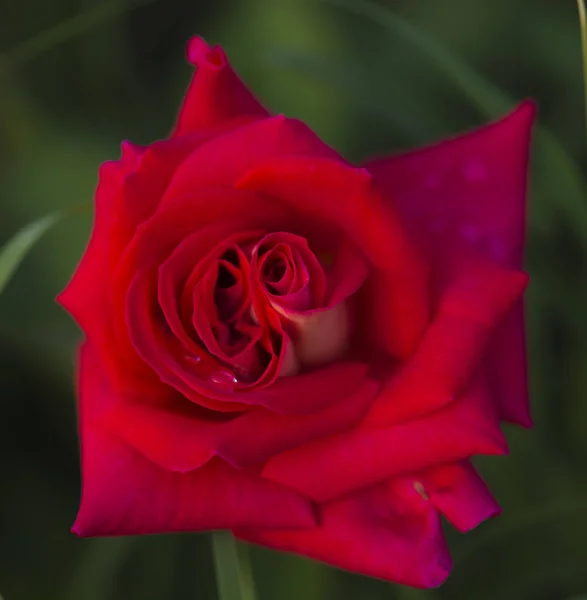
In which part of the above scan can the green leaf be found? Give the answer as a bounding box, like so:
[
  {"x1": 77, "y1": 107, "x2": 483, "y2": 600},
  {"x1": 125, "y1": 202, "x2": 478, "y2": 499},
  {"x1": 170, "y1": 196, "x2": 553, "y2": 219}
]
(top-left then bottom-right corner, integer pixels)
[
  {"x1": 211, "y1": 532, "x2": 257, "y2": 600},
  {"x1": 0, "y1": 213, "x2": 60, "y2": 296},
  {"x1": 65, "y1": 538, "x2": 137, "y2": 600},
  {"x1": 577, "y1": 0, "x2": 587, "y2": 141}
]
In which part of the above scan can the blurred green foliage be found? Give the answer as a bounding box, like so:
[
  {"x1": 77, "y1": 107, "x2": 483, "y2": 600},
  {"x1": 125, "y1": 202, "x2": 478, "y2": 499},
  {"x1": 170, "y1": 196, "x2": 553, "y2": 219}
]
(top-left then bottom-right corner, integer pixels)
[{"x1": 1, "y1": 0, "x2": 587, "y2": 598}]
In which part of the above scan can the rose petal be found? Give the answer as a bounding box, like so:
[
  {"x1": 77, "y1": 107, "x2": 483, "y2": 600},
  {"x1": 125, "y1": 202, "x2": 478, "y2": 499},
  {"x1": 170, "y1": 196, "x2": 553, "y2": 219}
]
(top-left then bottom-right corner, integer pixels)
[
  {"x1": 172, "y1": 36, "x2": 269, "y2": 136},
  {"x1": 416, "y1": 461, "x2": 501, "y2": 532},
  {"x1": 363, "y1": 263, "x2": 528, "y2": 425},
  {"x1": 106, "y1": 378, "x2": 379, "y2": 472},
  {"x1": 158, "y1": 224, "x2": 257, "y2": 352},
  {"x1": 255, "y1": 232, "x2": 326, "y2": 310},
  {"x1": 113, "y1": 186, "x2": 291, "y2": 397},
  {"x1": 285, "y1": 303, "x2": 350, "y2": 367},
  {"x1": 242, "y1": 361, "x2": 370, "y2": 415},
  {"x1": 166, "y1": 116, "x2": 341, "y2": 204},
  {"x1": 236, "y1": 477, "x2": 452, "y2": 588},
  {"x1": 126, "y1": 268, "x2": 246, "y2": 411},
  {"x1": 237, "y1": 156, "x2": 429, "y2": 358},
  {"x1": 73, "y1": 342, "x2": 316, "y2": 536},
  {"x1": 262, "y1": 372, "x2": 507, "y2": 502},
  {"x1": 365, "y1": 101, "x2": 536, "y2": 425}
]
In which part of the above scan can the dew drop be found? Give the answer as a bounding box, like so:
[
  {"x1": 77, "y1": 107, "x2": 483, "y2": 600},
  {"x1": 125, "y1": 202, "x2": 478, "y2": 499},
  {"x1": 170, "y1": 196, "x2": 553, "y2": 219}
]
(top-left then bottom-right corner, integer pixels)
[
  {"x1": 184, "y1": 352, "x2": 202, "y2": 363},
  {"x1": 209, "y1": 369, "x2": 238, "y2": 388},
  {"x1": 414, "y1": 481, "x2": 429, "y2": 500}
]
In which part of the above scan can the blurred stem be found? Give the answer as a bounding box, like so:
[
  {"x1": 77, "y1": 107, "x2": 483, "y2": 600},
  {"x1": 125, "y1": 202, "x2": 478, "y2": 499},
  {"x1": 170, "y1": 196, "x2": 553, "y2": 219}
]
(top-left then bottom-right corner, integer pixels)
[
  {"x1": 65, "y1": 538, "x2": 136, "y2": 600},
  {"x1": 211, "y1": 532, "x2": 257, "y2": 600},
  {"x1": 578, "y1": 0, "x2": 587, "y2": 141}
]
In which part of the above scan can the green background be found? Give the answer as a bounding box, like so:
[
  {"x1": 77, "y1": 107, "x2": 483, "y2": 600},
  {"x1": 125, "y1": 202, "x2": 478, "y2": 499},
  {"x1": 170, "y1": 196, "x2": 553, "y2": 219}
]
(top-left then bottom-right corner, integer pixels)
[{"x1": 1, "y1": 0, "x2": 587, "y2": 598}]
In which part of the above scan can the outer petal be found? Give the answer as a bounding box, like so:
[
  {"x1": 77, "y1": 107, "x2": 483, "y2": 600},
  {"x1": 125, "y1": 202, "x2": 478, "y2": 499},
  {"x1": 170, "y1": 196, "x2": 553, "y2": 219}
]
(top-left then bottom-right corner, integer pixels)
[
  {"x1": 364, "y1": 101, "x2": 535, "y2": 425},
  {"x1": 363, "y1": 263, "x2": 528, "y2": 425},
  {"x1": 58, "y1": 145, "x2": 140, "y2": 337},
  {"x1": 262, "y1": 373, "x2": 507, "y2": 502},
  {"x1": 58, "y1": 133, "x2": 232, "y2": 396},
  {"x1": 59, "y1": 132, "x2": 219, "y2": 331},
  {"x1": 416, "y1": 461, "x2": 501, "y2": 532},
  {"x1": 236, "y1": 477, "x2": 452, "y2": 588},
  {"x1": 164, "y1": 116, "x2": 341, "y2": 205},
  {"x1": 73, "y1": 342, "x2": 316, "y2": 536},
  {"x1": 172, "y1": 37, "x2": 269, "y2": 136},
  {"x1": 104, "y1": 378, "x2": 380, "y2": 471}
]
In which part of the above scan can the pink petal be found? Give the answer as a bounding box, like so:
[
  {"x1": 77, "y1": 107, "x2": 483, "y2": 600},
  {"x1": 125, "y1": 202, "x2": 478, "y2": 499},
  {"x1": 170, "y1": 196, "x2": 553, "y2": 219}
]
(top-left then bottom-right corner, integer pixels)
[
  {"x1": 364, "y1": 101, "x2": 536, "y2": 425},
  {"x1": 73, "y1": 342, "x2": 316, "y2": 536},
  {"x1": 172, "y1": 37, "x2": 268, "y2": 136},
  {"x1": 262, "y1": 373, "x2": 507, "y2": 502},
  {"x1": 236, "y1": 477, "x2": 452, "y2": 588}
]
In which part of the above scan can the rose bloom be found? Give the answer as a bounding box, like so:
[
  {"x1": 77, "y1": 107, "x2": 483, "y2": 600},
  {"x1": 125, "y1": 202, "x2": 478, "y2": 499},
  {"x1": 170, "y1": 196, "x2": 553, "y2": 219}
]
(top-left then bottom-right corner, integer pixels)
[{"x1": 59, "y1": 37, "x2": 534, "y2": 588}]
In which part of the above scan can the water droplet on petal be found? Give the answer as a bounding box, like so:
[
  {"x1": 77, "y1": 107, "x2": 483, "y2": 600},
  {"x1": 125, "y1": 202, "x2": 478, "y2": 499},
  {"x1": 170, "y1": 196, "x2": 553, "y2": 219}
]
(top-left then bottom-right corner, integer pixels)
[
  {"x1": 414, "y1": 481, "x2": 429, "y2": 500},
  {"x1": 209, "y1": 369, "x2": 238, "y2": 388},
  {"x1": 184, "y1": 352, "x2": 201, "y2": 363}
]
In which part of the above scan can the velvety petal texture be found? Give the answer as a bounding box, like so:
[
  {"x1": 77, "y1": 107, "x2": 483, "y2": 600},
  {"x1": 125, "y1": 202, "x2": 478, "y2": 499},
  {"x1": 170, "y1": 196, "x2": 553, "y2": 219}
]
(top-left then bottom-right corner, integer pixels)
[
  {"x1": 365, "y1": 101, "x2": 535, "y2": 426},
  {"x1": 59, "y1": 34, "x2": 535, "y2": 589}
]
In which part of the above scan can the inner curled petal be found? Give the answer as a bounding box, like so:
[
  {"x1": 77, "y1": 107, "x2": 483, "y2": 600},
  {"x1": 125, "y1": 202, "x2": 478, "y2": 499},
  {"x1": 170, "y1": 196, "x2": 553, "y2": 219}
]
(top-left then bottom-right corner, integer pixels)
[
  {"x1": 254, "y1": 233, "x2": 326, "y2": 311},
  {"x1": 192, "y1": 248, "x2": 267, "y2": 382},
  {"x1": 251, "y1": 233, "x2": 367, "y2": 370}
]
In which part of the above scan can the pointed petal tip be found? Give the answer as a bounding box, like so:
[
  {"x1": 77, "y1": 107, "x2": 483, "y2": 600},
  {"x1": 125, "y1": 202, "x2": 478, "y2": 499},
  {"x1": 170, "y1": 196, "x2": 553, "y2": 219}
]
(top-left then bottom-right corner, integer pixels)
[
  {"x1": 514, "y1": 98, "x2": 538, "y2": 121},
  {"x1": 425, "y1": 556, "x2": 453, "y2": 589},
  {"x1": 186, "y1": 36, "x2": 226, "y2": 70},
  {"x1": 504, "y1": 99, "x2": 537, "y2": 141},
  {"x1": 71, "y1": 521, "x2": 83, "y2": 537}
]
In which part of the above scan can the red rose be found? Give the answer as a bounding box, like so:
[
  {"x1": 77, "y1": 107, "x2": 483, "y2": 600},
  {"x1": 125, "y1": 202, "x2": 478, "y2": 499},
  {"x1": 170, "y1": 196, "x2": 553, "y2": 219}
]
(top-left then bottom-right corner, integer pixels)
[{"x1": 59, "y1": 36, "x2": 534, "y2": 588}]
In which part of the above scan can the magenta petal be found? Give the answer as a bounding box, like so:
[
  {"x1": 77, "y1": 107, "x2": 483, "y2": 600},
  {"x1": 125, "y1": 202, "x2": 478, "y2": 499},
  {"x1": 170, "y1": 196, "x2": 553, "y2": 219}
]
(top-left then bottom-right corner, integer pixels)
[
  {"x1": 73, "y1": 342, "x2": 316, "y2": 536},
  {"x1": 243, "y1": 361, "x2": 370, "y2": 415},
  {"x1": 417, "y1": 461, "x2": 501, "y2": 532},
  {"x1": 365, "y1": 101, "x2": 535, "y2": 425},
  {"x1": 363, "y1": 263, "x2": 528, "y2": 426},
  {"x1": 364, "y1": 102, "x2": 535, "y2": 270},
  {"x1": 236, "y1": 477, "x2": 452, "y2": 588},
  {"x1": 237, "y1": 155, "x2": 430, "y2": 358},
  {"x1": 262, "y1": 373, "x2": 507, "y2": 502}
]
